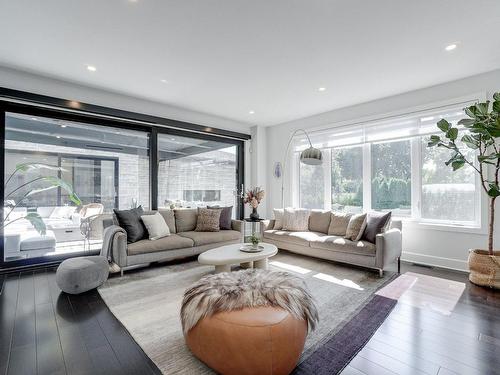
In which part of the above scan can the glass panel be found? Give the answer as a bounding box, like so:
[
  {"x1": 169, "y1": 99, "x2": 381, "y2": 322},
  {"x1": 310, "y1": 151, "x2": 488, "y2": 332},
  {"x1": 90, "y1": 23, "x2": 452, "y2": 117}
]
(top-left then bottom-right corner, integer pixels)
[
  {"x1": 331, "y1": 146, "x2": 363, "y2": 213},
  {"x1": 299, "y1": 162, "x2": 324, "y2": 209},
  {"x1": 4, "y1": 112, "x2": 150, "y2": 263},
  {"x1": 157, "y1": 134, "x2": 237, "y2": 215},
  {"x1": 371, "y1": 140, "x2": 411, "y2": 216},
  {"x1": 421, "y1": 134, "x2": 476, "y2": 223}
]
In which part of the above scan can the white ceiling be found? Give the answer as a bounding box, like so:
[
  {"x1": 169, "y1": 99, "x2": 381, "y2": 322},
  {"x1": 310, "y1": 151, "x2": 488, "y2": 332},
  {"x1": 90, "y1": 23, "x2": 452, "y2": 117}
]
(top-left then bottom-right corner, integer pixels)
[{"x1": 1, "y1": 0, "x2": 499, "y2": 127}]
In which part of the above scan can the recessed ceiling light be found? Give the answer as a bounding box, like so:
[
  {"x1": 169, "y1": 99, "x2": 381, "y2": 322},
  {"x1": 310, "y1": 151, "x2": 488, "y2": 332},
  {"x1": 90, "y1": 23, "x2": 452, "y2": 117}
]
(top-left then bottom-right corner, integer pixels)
[
  {"x1": 160, "y1": 79, "x2": 168, "y2": 83},
  {"x1": 249, "y1": 110, "x2": 255, "y2": 114},
  {"x1": 318, "y1": 87, "x2": 326, "y2": 92},
  {"x1": 445, "y1": 43, "x2": 457, "y2": 51},
  {"x1": 86, "y1": 65, "x2": 97, "y2": 72},
  {"x1": 31, "y1": 117, "x2": 37, "y2": 121},
  {"x1": 56, "y1": 136, "x2": 61, "y2": 139},
  {"x1": 61, "y1": 125, "x2": 67, "y2": 128}
]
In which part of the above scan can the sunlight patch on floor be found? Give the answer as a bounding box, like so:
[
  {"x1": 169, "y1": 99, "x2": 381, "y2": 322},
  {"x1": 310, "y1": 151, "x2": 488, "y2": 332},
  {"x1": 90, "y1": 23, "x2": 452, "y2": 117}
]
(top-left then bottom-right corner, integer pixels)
[
  {"x1": 313, "y1": 272, "x2": 364, "y2": 290},
  {"x1": 270, "y1": 261, "x2": 312, "y2": 274}
]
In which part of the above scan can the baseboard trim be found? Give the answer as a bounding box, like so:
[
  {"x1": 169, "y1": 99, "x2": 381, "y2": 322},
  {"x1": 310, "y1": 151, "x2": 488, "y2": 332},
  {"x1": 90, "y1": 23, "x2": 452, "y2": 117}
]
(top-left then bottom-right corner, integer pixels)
[{"x1": 402, "y1": 251, "x2": 469, "y2": 273}]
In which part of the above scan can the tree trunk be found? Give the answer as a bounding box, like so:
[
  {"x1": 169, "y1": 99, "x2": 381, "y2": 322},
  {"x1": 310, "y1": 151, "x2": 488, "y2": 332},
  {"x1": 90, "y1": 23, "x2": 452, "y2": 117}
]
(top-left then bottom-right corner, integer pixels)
[{"x1": 489, "y1": 197, "x2": 496, "y2": 255}]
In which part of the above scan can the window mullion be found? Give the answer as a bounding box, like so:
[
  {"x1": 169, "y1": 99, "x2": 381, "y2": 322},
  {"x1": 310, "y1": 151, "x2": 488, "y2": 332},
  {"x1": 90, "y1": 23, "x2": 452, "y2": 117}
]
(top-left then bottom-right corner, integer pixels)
[
  {"x1": 363, "y1": 143, "x2": 371, "y2": 212},
  {"x1": 411, "y1": 137, "x2": 422, "y2": 219}
]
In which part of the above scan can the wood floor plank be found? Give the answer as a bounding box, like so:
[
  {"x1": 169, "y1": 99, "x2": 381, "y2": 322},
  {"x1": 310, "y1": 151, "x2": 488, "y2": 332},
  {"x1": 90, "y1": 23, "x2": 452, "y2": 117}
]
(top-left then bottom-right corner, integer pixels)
[
  {"x1": 35, "y1": 302, "x2": 66, "y2": 375},
  {"x1": 0, "y1": 273, "x2": 19, "y2": 375},
  {"x1": 349, "y1": 355, "x2": 398, "y2": 375}
]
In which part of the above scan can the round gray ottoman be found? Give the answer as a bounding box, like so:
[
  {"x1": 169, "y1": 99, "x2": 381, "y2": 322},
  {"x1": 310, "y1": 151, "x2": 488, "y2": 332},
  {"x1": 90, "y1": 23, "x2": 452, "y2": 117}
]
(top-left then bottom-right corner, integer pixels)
[{"x1": 56, "y1": 256, "x2": 109, "y2": 294}]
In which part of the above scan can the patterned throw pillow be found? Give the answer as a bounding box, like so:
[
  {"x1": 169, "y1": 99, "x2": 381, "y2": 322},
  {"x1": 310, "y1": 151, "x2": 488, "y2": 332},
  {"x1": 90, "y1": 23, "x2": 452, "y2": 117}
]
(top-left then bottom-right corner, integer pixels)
[
  {"x1": 344, "y1": 213, "x2": 368, "y2": 241},
  {"x1": 207, "y1": 205, "x2": 233, "y2": 230},
  {"x1": 195, "y1": 208, "x2": 222, "y2": 232},
  {"x1": 273, "y1": 208, "x2": 284, "y2": 230},
  {"x1": 328, "y1": 212, "x2": 353, "y2": 236},
  {"x1": 282, "y1": 208, "x2": 310, "y2": 231}
]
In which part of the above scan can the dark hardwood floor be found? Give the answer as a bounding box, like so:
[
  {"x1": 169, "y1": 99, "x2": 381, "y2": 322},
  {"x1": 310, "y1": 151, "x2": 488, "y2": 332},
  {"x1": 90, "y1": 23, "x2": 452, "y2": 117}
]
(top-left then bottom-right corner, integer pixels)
[{"x1": 0, "y1": 262, "x2": 498, "y2": 375}]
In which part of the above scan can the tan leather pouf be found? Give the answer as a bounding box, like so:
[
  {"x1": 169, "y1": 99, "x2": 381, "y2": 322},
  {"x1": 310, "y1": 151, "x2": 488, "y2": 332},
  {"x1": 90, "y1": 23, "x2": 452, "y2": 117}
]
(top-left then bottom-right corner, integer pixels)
[{"x1": 186, "y1": 305, "x2": 308, "y2": 375}]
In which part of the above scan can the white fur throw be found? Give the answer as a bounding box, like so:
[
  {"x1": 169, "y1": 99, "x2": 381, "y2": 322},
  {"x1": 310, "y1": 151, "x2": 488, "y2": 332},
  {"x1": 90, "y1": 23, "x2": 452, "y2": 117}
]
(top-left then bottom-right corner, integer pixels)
[{"x1": 180, "y1": 269, "x2": 319, "y2": 335}]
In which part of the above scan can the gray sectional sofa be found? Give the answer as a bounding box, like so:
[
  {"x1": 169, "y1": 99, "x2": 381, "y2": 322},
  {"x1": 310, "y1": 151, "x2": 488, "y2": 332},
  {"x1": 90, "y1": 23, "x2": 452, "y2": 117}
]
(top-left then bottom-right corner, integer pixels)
[
  {"x1": 103, "y1": 208, "x2": 243, "y2": 275},
  {"x1": 260, "y1": 216, "x2": 402, "y2": 276}
]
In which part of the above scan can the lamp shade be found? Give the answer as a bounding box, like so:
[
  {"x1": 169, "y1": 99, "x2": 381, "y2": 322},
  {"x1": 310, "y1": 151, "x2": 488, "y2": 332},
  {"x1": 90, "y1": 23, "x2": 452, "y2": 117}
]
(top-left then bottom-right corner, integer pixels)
[{"x1": 300, "y1": 146, "x2": 322, "y2": 165}]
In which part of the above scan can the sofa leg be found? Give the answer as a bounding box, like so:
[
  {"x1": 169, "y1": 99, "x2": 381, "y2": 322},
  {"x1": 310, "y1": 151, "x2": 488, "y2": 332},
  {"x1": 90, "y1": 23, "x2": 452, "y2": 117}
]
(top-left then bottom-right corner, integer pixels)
[
  {"x1": 379, "y1": 269, "x2": 383, "y2": 277},
  {"x1": 120, "y1": 269, "x2": 124, "y2": 277},
  {"x1": 398, "y1": 257, "x2": 401, "y2": 274}
]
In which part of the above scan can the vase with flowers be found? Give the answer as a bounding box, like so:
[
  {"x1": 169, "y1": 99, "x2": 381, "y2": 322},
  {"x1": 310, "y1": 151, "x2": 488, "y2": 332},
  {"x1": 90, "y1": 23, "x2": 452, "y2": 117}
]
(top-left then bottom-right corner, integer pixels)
[{"x1": 244, "y1": 186, "x2": 265, "y2": 221}]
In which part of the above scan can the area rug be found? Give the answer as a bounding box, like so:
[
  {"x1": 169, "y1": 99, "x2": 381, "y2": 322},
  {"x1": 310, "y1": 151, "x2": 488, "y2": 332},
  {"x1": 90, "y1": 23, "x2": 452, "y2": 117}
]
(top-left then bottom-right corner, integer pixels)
[{"x1": 98, "y1": 251, "x2": 397, "y2": 374}]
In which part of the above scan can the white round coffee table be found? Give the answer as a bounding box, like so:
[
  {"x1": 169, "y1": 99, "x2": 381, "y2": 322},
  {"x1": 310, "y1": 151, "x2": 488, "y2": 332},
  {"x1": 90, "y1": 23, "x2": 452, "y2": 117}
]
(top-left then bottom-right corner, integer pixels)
[{"x1": 198, "y1": 243, "x2": 278, "y2": 273}]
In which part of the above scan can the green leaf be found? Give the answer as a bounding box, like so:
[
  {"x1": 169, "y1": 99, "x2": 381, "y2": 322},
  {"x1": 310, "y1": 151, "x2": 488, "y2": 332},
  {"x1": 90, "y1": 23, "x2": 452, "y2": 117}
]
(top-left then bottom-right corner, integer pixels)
[
  {"x1": 451, "y1": 160, "x2": 465, "y2": 171},
  {"x1": 476, "y1": 102, "x2": 490, "y2": 115},
  {"x1": 494, "y1": 92, "x2": 500, "y2": 101},
  {"x1": 427, "y1": 135, "x2": 441, "y2": 147},
  {"x1": 43, "y1": 176, "x2": 82, "y2": 206},
  {"x1": 446, "y1": 128, "x2": 458, "y2": 140},
  {"x1": 461, "y1": 134, "x2": 479, "y2": 149},
  {"x1": 488, "y1": 183, "x2": 500, "y2": 198},
  {"x1": 458, "y1": 118, "x2": 475, "y2": 126},
  {"x1": 437, "y1": 119, "x2": 451, "y2": 132},
  {"x1": 493, "y1": 101, "x2": 500, "y2": 113},
  {"x1": 465, "y1": 106, "x2": 478, "y2": 118},
  {"x1": 24, "y1": 212, "x2": 46, "y2": 235},
  {"x1": 16, "y1": 163, "x2": 66, "y2": 173}
]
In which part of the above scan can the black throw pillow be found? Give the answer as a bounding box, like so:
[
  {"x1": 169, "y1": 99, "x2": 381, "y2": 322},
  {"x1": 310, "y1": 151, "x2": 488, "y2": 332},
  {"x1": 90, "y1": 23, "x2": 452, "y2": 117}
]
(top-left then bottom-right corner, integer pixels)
[
  {"x1": 362, "y1": 211, "x2": 392, "y2": 243},
  {"x1": 207, "y1": 206, "x2": 233, "y2": 230},
  {"x1": 113, "y1": 206, "x2": 146, "y2": 243}
]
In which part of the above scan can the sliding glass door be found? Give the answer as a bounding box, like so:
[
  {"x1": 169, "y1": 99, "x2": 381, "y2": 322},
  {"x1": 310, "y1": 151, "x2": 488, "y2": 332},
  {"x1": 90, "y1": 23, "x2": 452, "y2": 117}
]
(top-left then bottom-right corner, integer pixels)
[
  {"x1": 3, "y1": 112, "x2": 150, "y2": 263},
  {"x1": 157, "y1": 132, "x2": 241, "y2": 217}
]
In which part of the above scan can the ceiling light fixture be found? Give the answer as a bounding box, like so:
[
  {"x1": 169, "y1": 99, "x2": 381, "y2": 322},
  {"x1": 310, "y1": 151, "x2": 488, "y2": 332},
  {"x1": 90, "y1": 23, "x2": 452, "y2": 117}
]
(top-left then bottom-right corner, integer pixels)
[
  {"x1": 56, "y1": 136, "x2": 61, "y2": 139},
  {"x1": 86, "y1": 65, "x2": 97, "y2": 72},
  {"x1": 445, "y1": 43, "x2": 457, "y2": 51},
  {"x1": 160, "y1": 79, "x2": 168, "y2": 83},
  {"x1": 318, "y1": 87, "x2": 326, "y2": 92},
  {"x1": 61, "y1": 125, "x2": 67, "y2": 128},
  {"x1": 249, "y1": 110, "x2": 255, "y2": 115}
]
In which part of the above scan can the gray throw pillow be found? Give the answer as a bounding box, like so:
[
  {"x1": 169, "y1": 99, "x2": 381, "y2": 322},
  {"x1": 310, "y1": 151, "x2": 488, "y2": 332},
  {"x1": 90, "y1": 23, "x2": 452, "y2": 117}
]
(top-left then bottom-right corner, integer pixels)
[
  {"x1": 362, "y1": 211, "x2": 392, "y2": 243},
  {"x1": 174, "y1": 208, "x2": 198, "y2": 232},
  {"x1": 309, "y1": 210, "x2": 331, "y2": 233},
  {"x1": 195, "y1": 208, "x2": 221, "y2": 232},
  {"x1": 344, "y1": 213, "x2": 367, "y2": 241},
  {"x1": 113, "y1": 206, "x2": 146, "y2": 243},
  {"x1": 207, "y1": 205, "x2": 233, "y2": 230},
  {"x1": 141, "y1": 212, "x2": 170, "y2": 240}
]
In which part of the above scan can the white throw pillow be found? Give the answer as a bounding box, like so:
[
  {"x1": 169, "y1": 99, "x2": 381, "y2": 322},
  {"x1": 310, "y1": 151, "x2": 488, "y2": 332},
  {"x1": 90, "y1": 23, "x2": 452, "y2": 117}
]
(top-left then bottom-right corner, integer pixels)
[
  {"x1": 282, "y1": 208, "x2": 310, "y2": 231},
  {"x1": 273, "y1": 208, "x2": 284, "y2": 230},
  {"x1": 141, "y1": 212, "x2": 170, "y2": 240}
]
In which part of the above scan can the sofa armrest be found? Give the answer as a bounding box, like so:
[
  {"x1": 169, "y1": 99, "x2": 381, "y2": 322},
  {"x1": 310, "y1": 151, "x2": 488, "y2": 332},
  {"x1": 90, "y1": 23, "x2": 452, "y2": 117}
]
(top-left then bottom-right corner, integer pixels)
[
  {"x1": 375, "y1": 228, "x2": 402, "y2": 271},
  {"x1": 231, "y1": 219, "x2": 244, "y2": 240},
  {"x1": 260, "y1": 219, "x2": 275, "y2": 237},
  {"x1": 103, "y1": 226, "x2": 128, "y2": 268}
]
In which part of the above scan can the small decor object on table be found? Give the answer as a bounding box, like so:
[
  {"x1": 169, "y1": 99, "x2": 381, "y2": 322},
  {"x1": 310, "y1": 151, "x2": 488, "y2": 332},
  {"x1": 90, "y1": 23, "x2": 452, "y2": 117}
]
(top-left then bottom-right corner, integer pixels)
[
  {"x1": 250, "y1": 234, "x2": 260, "y2": 249},
  {"x1": 244, "y1": 186, "x2": 265, "y2": 221}
]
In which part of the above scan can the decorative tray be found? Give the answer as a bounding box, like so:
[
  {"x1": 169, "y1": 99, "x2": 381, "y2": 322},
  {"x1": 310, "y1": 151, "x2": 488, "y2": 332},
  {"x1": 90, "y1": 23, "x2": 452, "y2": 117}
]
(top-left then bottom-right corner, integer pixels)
[{"x1": 239, "y1": 244, "x2": 264, "y2": 253}]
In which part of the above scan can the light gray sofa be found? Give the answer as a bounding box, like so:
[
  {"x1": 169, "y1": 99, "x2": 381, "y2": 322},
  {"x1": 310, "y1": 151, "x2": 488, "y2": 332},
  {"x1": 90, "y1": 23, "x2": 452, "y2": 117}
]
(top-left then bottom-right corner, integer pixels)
[
  {"x1": 260, "y1": 216, "x2": 402, "y2": 276},
  {"x1": 104, "y1": 208, "x2": 244, "y2": 275}
]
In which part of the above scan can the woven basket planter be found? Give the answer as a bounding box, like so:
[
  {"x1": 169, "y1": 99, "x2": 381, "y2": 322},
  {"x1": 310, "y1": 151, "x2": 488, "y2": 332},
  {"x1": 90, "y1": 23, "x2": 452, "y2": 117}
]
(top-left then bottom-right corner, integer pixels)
[{"x1": 468, "y1": 249, "x2": 500, "y2": 289}]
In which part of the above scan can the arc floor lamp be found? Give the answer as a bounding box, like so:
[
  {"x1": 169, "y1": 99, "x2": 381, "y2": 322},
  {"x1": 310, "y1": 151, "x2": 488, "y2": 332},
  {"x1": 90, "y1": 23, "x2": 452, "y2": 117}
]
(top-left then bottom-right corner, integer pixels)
[{"x1": 281, "y1": 129, "x2": 323, "y2": 207}]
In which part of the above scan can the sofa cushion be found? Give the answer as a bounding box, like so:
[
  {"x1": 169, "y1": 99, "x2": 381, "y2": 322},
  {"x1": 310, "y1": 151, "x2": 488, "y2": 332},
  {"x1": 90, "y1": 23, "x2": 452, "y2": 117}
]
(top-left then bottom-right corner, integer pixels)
[
  {"x1": 327, "y1": 212, "x2": 352, "y2": 236},
  {"x1": 175, "y1": 208, "x2": 198, "y2": 232},
  {"x1": 159, "y1": 209, "x2": 176, "y2": 233},
  {"x1": 178, "y1": 230, "x2": 241, "y2": 246},
  {"x1": 310, "y1": 235, "x2": 376, "y2": 256},
  {"x1": 113, "y1": 206, "x2": 147, "y2": 243},
  {"x1": 195, "y1": 208, "x2": 221, "y2": 232},
  {"x1": 282, "y1": 208, "x2": 310, "y2": 231},
  {"x1": 362, "y1": 211, "x2": 392, "y2": 243},
  {"x1": 141, "y1": 212, "x2": 170, "y2": 240},
  {"x1": 263, "y1": 230, "x2": 326, "y2": 246},
  {"x1": 308, "y1": 210, "x2": 331, "y2": 234},
  {"x1": 207, "y1": 206, "x2": 233, "y2": 230},
  {"x1": 273, "y1": 208, "x2": 284, "y2": 230},
  {"x1": 345, "y1": 213, "x2": 367, "y2": 241},
  {"x1": 127, "y1": 234, "x2": 194, "y2": 256}
]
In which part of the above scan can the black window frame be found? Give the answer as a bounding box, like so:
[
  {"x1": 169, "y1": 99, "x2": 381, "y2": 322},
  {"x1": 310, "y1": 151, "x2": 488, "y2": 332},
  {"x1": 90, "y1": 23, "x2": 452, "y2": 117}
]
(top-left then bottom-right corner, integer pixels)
[{"x1": 0, "y1": 89, "x2": 248, "y2": 271}]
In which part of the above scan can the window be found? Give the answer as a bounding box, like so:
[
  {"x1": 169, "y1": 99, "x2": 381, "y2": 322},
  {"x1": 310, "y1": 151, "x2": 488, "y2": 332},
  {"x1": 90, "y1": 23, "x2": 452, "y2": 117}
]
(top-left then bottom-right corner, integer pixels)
[
  {"x1": 421, "y1": 135, "x2": 477, "y2": 223},
  {"x1": 299, "y1": 163, "x2": 324, "y2": 209},
  {"x1": 371, "y1": 140, "x2": 411, "y2": 216},
  {"x1": 4, "y1": 112, "x2": 150, "y2": 263},
  {"x1": 293, "y1": 100, "x2": 481, "y2": 227},
  {"x1": 157, "y1": 133, "x2": 238, "y2": 214},
  {"x1": 331, "y1": 146, "x2": 363, "y2": 213}
]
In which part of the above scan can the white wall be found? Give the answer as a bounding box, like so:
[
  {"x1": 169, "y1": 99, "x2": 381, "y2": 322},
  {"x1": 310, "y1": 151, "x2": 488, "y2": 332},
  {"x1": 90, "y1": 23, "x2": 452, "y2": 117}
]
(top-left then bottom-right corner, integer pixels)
[
  {"x1": 0, "y1": 66, "x2": 252, "y2": 134},
  {"x1": 265, "y1": 69, "x2": 500, "y2": 271}
]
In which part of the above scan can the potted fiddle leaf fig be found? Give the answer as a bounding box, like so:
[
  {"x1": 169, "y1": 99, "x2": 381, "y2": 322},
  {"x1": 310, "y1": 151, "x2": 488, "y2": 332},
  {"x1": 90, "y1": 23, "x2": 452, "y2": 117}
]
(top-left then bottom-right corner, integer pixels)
[
  {"x1": 427, "y1": 92, "x2": 500, "y2": 288},
  {"x1": 3, "y1": 163, "x2": 81, "y2": 235}
]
